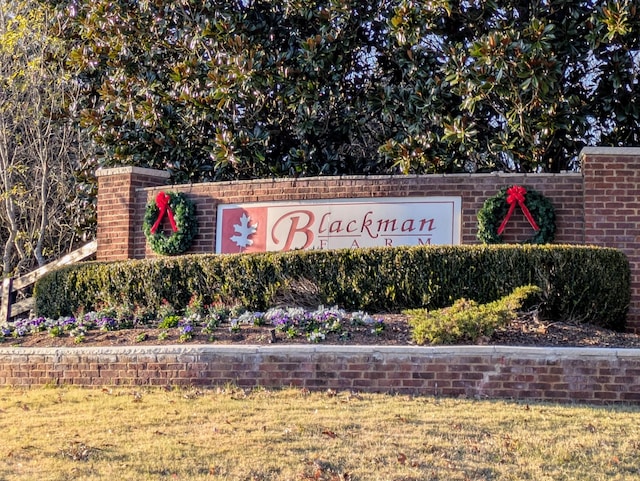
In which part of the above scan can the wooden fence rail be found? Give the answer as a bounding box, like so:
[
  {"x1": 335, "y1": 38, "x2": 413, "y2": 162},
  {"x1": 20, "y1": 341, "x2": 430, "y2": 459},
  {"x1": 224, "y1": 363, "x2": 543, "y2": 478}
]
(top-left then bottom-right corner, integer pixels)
[{"x1": 0, "y1": 240, "x2": 97, "y2": 323}]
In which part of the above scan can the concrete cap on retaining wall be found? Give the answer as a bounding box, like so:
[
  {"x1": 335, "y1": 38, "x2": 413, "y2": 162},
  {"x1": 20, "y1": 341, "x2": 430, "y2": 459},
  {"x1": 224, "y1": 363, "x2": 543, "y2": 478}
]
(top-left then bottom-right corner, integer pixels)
[{"x1": 2, "y1": 344, "x2": 639, "y2": 360}]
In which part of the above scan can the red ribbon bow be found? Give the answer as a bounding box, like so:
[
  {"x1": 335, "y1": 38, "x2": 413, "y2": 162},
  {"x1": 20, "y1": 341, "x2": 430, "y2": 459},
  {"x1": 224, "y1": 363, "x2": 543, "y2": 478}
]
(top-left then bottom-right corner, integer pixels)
[
  {"x1": 497, "y1": 185, "x2": 540, "y2": 235},
  {"x1": 150, "y1": 192, "x2": 178, "y2": 234}
]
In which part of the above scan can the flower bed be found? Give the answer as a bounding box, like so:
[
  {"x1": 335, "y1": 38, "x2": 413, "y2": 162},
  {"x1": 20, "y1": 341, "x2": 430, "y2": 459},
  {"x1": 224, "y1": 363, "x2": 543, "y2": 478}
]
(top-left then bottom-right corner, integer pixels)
[
  {"x1": 1, "y1": 305, "x2": 396, "y2": 347},
  {"x1": 5, "y1": 308, "x2": 640, "y2": 349}
]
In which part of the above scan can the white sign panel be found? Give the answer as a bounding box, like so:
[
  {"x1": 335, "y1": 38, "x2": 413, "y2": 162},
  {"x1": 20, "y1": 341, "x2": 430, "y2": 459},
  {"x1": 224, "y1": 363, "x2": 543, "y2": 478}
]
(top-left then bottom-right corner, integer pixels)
[{"x1": 216, "y1": 197, "x2": 461, "y2": 254}]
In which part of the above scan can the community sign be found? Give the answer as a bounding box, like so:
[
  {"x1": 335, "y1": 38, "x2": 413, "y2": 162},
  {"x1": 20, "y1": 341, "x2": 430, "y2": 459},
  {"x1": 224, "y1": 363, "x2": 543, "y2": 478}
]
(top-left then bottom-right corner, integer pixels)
[{"x1": 216, "y1": 197, "x2": 461, "y2": 254}]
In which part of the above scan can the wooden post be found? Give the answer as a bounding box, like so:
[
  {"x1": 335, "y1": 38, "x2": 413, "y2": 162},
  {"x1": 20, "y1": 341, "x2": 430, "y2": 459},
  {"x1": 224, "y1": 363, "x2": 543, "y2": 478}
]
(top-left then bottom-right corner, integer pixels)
[{"x1": 1, "y1": 277, "x2": 13, "y2": 323}]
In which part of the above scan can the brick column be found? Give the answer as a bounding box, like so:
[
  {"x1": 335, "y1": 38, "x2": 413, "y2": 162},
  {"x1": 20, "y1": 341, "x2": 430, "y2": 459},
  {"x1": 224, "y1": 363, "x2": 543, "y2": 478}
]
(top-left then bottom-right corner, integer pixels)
[
  {"x1": 96, "y1": 167, "x2": 170, "y2": 261},
  {"x1": 581, "y1": 147, "x2": 640, "y2": 333}
]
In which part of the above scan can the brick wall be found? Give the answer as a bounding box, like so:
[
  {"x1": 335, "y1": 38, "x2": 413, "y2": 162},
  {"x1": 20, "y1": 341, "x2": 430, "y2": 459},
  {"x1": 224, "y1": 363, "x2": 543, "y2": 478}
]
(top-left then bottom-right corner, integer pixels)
[
  {"x1": 2, "y1": 345, "x2": 639, "y2": 404},
  {"x1": 128, "y1": 172, "x2": 584, "y2": 257},
  {"x1": 95, "y1": 147, "x2": 640, "y2": 332},
  {"x1": 582, "y1": 148, "x2": 640, "y2": 334}
]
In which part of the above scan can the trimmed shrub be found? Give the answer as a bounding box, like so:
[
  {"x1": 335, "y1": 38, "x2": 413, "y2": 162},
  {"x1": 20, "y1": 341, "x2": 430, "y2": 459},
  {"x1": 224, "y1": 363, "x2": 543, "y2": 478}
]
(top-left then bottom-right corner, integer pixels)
[
  {"x1": 34, "y1": 244, "x2": 630, "y2": 330},
  {"x1": 406, "y1": 285, "x2": 542, "y2": 345}
]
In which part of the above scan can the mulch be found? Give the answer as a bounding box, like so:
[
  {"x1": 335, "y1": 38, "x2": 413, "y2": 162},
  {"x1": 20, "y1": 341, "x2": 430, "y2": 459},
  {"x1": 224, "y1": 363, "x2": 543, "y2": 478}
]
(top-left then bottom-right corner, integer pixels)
[{"x1": 3, "y1": 312, "x2": 640, "y2": 349}]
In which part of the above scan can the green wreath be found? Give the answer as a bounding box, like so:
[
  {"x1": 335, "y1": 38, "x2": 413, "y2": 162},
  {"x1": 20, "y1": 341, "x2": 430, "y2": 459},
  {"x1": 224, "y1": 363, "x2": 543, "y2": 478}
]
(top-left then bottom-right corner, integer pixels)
[
  {"x1": 477, "y1": 185, "x2": 555, "y2": 244},
  {"x1": 143, "y1": 191, "x2": 198, "y2": 255}
]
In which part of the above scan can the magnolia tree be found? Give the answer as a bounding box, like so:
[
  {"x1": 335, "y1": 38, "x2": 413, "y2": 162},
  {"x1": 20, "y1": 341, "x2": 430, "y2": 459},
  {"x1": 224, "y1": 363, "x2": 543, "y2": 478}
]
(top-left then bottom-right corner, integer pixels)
[
  {"x1": 41, "y1": 0, "x2": 640, "y2": 181},
  {"x1": 0, "y1": 0, "x2": 95, "y2": 276}
]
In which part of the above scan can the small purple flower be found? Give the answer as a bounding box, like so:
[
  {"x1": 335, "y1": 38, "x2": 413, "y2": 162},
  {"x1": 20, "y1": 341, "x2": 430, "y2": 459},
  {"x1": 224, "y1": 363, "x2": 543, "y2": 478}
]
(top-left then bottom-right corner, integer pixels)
[
  {"x1": 178, "y1": 319, "x2": 195, "y2": 341},
  {"x1": 29, "y1": 317, "x2": 47, "y2": 332},
  {"x1": 96, "y1": 317, "x2": 117, "y2": 331}
]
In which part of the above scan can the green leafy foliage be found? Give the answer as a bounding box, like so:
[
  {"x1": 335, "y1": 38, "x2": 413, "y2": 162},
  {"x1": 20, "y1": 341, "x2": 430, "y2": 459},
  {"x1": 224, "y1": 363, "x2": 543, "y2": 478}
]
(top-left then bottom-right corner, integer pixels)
[
  {"x1": 405, "y1": 285, "x2": 541, "y2": 345},
  {"x1": 158, "y1": 315, "x2": 180, "y2": 329},
  {"x1": 39, "y1": 0, "x2": 640, "y2": 180},
  {"x1": 34, "y1": 245, "x2": 630, "y2": 330}
]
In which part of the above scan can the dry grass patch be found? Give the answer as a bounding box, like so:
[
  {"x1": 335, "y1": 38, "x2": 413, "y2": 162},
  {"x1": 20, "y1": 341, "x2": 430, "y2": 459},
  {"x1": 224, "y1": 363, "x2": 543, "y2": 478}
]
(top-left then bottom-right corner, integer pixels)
[{"x1": 1, "y1": 386, "x2": 639, "y2": 480}]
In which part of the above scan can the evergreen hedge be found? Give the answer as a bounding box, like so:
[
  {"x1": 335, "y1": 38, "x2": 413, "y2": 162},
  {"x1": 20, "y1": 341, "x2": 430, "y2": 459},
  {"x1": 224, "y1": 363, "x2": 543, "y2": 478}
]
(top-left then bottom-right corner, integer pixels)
[{"x1": 34, "y1": 245, "x2": 630, "y2": 331}]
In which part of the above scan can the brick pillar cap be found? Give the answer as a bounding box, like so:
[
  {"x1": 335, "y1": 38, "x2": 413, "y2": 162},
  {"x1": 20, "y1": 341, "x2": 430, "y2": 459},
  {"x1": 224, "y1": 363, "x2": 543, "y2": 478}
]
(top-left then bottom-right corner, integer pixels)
[{"x1": 96, "y1": 166, "x2": 171, "y2": 179}]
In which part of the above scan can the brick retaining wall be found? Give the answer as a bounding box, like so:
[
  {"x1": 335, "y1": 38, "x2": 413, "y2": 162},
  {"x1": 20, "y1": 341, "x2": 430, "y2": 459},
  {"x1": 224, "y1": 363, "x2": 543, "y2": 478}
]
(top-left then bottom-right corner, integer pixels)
[{"x1": 2, "y1": 346, "x2": 639, "y2": 404}]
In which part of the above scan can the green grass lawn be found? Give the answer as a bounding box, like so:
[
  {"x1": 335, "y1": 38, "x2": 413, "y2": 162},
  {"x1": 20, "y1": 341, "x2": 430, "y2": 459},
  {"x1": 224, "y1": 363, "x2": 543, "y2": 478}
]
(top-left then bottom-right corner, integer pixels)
[{"x1": 1, "y1": 385, "x2": 639, "y2": 480}]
